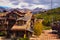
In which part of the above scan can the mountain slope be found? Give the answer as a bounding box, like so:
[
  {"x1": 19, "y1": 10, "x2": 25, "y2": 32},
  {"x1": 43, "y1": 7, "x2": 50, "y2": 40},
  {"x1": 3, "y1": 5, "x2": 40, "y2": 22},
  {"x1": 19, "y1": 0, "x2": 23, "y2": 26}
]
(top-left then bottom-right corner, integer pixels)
[
  {"x1": 0, "y1": 6, "x2": 10, "y2": 12},
  {"x1": 32, "y1": 7, "x2": 46, "y2": 14}
]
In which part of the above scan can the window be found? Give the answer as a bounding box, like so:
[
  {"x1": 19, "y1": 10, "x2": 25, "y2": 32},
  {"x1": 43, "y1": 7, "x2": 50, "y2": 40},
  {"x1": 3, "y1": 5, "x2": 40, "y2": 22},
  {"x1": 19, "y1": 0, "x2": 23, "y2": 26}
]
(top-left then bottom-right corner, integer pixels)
[{"x1": 16, "y1": 20, "x2": 26, "y2": 26}]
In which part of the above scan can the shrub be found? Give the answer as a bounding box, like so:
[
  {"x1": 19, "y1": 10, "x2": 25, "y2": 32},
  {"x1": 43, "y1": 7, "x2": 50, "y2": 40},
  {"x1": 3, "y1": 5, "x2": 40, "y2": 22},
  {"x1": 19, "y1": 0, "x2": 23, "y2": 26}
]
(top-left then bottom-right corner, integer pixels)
[
  {"x1": 19, "y1": 38, "x2": 29, "y2": 40},
  {"x1": 34, "y1": 20, "x2": 43, "y2": 36},
  {"x1": 0, "y1": 32, "x2": 5, "y2": 36},
  {"x1": 42, "y1": 20, "x2": 51, "y2": 26}
]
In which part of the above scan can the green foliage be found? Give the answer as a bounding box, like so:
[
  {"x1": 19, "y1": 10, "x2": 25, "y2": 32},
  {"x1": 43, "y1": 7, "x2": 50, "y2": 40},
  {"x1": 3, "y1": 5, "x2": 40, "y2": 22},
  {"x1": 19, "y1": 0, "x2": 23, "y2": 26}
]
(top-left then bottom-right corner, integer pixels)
[
  {"x1": 43, "y1": 26, "x2": 51, "y2": 30},
  {"x1": 0, "y1": 32, "x2": 4, "y2": 36},
  {"x1": 19, "y1": 38, "x2": 29, "y2": 40},
  {"x1": 34, "y1": 7, "x2": 60, "y2": 26},
  {"x1": 34, "y1": 20, "x2": 43, "y2": 36}
]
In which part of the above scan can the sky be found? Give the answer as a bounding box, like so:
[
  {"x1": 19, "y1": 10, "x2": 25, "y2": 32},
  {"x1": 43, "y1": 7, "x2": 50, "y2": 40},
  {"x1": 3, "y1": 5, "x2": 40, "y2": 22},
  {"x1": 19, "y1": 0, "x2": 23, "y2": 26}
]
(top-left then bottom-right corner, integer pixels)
[{"x1": 0, "y1": 0, "x2": 60, "y2": 9}]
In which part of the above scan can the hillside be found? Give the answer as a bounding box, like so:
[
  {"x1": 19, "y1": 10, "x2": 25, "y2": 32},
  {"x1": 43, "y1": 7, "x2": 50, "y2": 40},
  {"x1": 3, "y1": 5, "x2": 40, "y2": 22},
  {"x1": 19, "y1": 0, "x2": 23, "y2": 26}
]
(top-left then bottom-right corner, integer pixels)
[
  {"x1": 46, "y1": 7, "x2": 60, "y2": 14},
  {"x1": 34, "y1": 7, "x2": 60, "y2": 26}
]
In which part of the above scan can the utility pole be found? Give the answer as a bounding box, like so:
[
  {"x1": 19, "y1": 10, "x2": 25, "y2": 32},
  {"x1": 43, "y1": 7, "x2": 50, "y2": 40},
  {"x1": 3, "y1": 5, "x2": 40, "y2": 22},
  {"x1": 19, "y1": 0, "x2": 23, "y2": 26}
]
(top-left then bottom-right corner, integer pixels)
[
  {"x1": 51, "y1": 0, "x2": 54, "y2": 22},
  {"x1": 51, "y1": 0, "x2": 52, "y2": 9}
]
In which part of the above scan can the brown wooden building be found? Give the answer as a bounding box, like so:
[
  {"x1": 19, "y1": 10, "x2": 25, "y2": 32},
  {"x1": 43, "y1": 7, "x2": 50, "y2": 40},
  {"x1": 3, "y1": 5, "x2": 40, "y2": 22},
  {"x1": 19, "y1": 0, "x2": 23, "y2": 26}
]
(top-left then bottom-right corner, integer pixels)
[{"x1": 0, "y1": 9, "x2": 34, "y2": 38}]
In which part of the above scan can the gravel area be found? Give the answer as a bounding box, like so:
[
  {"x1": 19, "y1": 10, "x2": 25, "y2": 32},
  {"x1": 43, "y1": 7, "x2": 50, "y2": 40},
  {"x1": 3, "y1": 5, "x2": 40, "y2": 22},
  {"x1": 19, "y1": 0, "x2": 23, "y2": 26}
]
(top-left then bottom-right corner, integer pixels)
[{"x1": 30, "y1": 30, "x2": 60, "y2": 40}]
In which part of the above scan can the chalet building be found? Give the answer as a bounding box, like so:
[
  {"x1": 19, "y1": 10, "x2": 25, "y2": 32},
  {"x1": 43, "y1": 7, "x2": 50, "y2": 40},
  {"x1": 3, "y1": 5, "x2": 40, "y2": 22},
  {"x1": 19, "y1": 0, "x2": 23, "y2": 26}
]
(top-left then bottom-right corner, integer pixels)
[{"x1": 0, "y1": 9, "x2": 35, "y2": 38}]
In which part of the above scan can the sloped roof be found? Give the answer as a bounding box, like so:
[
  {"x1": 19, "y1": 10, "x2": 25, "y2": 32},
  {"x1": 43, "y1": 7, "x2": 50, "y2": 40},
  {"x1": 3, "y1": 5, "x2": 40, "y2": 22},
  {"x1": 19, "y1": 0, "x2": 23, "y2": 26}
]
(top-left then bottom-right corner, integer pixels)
[
  {"x1": 17, "y1": 16, "x2": 31, "y2": 21},
  {"x1": 17, "y1": 13, "x2": 32, "y2": 21}
]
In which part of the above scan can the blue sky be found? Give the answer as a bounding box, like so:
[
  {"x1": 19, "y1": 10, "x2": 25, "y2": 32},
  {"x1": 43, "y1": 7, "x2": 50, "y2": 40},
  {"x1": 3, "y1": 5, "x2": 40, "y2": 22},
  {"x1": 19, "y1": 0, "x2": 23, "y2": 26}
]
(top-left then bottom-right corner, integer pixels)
[{"x1": 0, "y1": 0, "x2": 60, "y2": 9}]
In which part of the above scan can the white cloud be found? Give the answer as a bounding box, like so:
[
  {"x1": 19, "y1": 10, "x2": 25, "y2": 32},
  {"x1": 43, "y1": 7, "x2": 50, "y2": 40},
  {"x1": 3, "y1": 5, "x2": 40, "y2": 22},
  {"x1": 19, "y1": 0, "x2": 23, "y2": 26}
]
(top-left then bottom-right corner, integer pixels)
[
  {"x1": 0, "y1": 0, "x2": 15, "y2": 7},
  {"x1": 31, "y1": 4, "x2": 49, "y2": 9},
  {"x1": 33, "y1": 0, "x2": 40, "y2": 3},
  {"x1": 24, "y1": 4, "x2": 49, "y2": 9},
  {"x1": 0, "y1": 0, "x2": 49, "y2": 9},
  {"x1": 0, "y1": 0, "x2": 59, "y2": 9}
]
